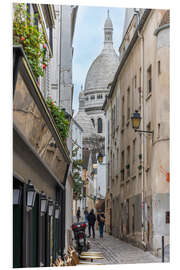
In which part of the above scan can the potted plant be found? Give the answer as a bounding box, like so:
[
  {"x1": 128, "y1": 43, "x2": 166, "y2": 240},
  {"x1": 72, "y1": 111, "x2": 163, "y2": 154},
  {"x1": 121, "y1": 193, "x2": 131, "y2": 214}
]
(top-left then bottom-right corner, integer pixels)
[
  {"x1": 120, "y1": 169, "x2": 124, "y2": 173},
  {"x1": 138, "y1": 153, "x2": 142, "y2": 160},
  {"x1": 13, "y1": 3, "x2": 49, "y2": 79}
]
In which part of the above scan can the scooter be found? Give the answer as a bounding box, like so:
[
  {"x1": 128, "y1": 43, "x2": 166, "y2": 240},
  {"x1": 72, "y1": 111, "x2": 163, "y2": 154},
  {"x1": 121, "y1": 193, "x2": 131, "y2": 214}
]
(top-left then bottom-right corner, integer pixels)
[{"x1": 72, "y1": 222, "x2": 88, "y2": 255}]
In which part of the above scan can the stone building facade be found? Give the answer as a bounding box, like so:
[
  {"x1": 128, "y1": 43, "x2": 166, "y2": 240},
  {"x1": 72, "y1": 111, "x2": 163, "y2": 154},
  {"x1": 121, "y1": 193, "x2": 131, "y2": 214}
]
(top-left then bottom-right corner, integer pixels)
[
  {"x1": 103, "y1": 9, "x2": 170, "y2": 255},
  {"x1": 13, "y1": 3, "x2": 78, "y2": 267},
  {"x1": 46, "y1": 5, "x2": 78, "y2": 250}
]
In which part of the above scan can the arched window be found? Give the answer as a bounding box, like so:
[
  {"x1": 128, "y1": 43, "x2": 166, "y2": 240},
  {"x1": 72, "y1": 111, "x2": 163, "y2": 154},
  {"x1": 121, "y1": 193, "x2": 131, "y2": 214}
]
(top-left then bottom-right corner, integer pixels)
[
  {"x1": 97, "y1": 118, "x2": 102, "y2": 133},
  {"x1": 97, "y1": 94, "x2": 103, "y2": 99},
  {"x1": 91, "y1": 119, "x2": 95, "y2": 128}
]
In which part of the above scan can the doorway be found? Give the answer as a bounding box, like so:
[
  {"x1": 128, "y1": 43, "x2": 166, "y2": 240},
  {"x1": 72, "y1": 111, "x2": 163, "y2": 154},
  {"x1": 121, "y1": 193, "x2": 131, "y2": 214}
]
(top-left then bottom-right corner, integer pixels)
[{"x1": 126, "y1": 199, "x2": 129, "y2": 235}]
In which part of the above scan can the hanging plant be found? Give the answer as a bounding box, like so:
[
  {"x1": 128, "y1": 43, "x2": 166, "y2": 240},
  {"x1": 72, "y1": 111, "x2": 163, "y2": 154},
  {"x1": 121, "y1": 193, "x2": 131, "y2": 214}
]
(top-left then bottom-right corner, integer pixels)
[
  {"x1": 138, "y1": 165, "x2": 143, "y2": 170},
  {"x1": 139, "y1": 153, "x2": 142, "y2": 160},
  {"x1": 126, "y1": 164, "x2": 130, "y2": 170},
  {"x1": 46, "y1": 96, "x2": 69, "y2": 142},
  {"x1": 13, "y1": 3, "x2": 49, "y2": 79}
]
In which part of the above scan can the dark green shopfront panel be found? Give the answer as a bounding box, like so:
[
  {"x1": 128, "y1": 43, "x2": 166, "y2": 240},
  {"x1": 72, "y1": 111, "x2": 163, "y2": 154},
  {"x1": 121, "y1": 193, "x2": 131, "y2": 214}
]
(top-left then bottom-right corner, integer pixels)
[
  {"x1": 31, "y1": 195, "x2": 39, "y2": 267},
  {"x1": 53, "y1": 219, "x2": 59, "y2": 262},
  {"x1": 13, "y1": 204, "x2": 23, "y2": 268}
]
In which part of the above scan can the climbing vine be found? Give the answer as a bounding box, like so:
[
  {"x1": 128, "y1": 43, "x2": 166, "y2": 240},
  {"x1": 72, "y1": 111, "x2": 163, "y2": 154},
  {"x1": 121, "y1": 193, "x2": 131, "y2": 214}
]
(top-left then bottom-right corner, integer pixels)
[
  {"x1": 72, "y1": 142, "x2": 84, "y2": 200},
  {"x1": 46, "y1": 96, "x2": 70, "y2": 142}
]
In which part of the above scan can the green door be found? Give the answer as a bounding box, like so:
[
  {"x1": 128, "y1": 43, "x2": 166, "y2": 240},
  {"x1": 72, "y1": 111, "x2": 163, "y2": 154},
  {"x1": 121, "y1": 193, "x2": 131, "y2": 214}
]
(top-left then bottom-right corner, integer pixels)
[
  {"x1": 53, "y1": 218, "x2": 59, "y2": 262},
  {"x1": 13, "y1": 178, "x2": 23, "y2": 268},
  {"x1": 13, "y1": 203, "x2": 22, "y2": 268}
]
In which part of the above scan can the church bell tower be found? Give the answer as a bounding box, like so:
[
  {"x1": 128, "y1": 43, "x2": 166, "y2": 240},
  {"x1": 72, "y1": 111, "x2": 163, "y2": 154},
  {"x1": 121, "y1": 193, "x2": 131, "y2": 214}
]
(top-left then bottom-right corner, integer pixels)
[{"x1": 104, "y1": 10, "x2": 113, "y2": 44}]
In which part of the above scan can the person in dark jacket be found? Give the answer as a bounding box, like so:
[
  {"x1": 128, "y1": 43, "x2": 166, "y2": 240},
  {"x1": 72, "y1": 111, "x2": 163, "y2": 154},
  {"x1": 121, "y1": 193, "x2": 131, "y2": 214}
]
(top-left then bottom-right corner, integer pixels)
[
  {"x1": 76, "y1": 207, "x2": 81, "y2": 222},
  {"x1": 97, "y1": 212, "x2": 105, "y2": 238},
  {"x1": 87, "y1": 209, "x2": 96, "y2": 238}
]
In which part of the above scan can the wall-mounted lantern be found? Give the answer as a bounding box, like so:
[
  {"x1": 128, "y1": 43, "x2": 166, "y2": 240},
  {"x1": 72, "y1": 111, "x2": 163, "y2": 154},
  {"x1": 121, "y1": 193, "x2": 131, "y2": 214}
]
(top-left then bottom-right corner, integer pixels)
[
  {"x1": 40, "y1": 191, "x2": 48, "y2": 215},
  {"x1": 26, "y1": 180, "x2": 36, "y2": 209},
  {"x1": 131, "y1": 110, "x2": 153, "y2": 136},
  {"x1": 131, "y1": 110, "x2": 141, "y2": 130},
  {"x1": 90, "y1": 170, "x2": 95, "y2": 178},
  {"x1": 13, "y1": 186, "x2": 22, "y2": 205},
  {"x1": 48, "y1": 198, "x2": 54, "y2": 217},
  {"x1": 55, "y1": 201, "x2": 61, "y2": 219},
  {"x1": 97, "y1": 152, "x2": 103, "y2": 164}
]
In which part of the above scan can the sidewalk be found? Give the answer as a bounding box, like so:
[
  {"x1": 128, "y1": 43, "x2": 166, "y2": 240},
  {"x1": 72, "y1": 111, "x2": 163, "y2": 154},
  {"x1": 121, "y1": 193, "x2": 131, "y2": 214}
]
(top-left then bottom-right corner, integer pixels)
[{"x1": 87, "y1": 230, "x2": 162, "y2": 265}]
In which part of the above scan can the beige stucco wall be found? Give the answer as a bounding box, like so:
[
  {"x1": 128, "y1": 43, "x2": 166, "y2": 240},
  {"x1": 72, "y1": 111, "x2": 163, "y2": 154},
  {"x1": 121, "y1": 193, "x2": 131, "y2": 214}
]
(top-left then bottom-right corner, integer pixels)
[
  {"x1": 104, "y1": 9, "x2": 169, "y2": 251},
  {"x1": 13, "y1": 73, "x2": 68, "y2": 185}
]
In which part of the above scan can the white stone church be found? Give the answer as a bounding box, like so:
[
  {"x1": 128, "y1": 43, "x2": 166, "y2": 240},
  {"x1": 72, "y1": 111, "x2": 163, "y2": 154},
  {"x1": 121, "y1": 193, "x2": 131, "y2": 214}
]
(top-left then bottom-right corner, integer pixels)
[{"x1": 75, "y1": 11, "x2": 119, "y2": 203}]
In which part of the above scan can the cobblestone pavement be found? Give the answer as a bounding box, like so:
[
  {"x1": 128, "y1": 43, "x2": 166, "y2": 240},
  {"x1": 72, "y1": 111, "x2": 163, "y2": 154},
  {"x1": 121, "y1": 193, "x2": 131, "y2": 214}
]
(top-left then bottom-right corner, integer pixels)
[{"x1": 87, "y1": 230, "x2": 162, "y2": 265}]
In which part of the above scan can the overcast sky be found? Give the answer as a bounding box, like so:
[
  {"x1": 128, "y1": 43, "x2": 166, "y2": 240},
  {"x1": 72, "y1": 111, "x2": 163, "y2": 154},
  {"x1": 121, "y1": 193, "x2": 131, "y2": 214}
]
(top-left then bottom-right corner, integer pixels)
[{"x1": 72, "y1": 5, "x2": 125, "y2": 115}]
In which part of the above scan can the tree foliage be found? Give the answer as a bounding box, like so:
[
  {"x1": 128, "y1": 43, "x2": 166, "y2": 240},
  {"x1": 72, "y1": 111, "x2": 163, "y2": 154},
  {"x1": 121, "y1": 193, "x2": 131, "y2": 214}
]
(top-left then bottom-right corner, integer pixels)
[{"x1": 72, "y1": 141, "x2": 84, "y2": 200}]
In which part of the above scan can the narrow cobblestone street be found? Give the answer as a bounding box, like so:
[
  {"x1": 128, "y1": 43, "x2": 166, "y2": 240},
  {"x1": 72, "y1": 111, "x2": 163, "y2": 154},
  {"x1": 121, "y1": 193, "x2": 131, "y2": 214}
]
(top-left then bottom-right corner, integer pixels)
[
  {"x1": 87, "y1": 230, "x2": 161, "y2": 265},
  {"x1": 11, "y1": 4, "x2": 170, "y2": 268}
]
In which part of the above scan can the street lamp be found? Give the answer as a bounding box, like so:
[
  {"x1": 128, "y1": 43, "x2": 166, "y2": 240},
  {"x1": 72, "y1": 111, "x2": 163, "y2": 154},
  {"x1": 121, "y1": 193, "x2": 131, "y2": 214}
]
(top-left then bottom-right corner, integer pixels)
[
  {"x1": 131, "y1": 110, "x2": 141, "y2": 130},
  {"x1": 97, "y1": 152, "x2": 109, "y2": 166},
  {"x1": 97, "y1": 152, "x2": 104, "y2": 164},
  {"x1": 55, "y1": 202, "x2": 61, "y2": 219},
  {"x1": 40, "y1": 191, "x2": 48, "y2": 215},
  {"x1": 90, "y1": 170, "x2": 95, "y2": 178},
  {"x1": 13, "y1": 186, "x2": 22, "y2": 205},
  {"x1": 131, "y1": 110, "x2": 153, "y2": 135},
  {"x1": 48, "y1": 198, "x2": 55, "y2": 216},
  {"x1": 26, "y1": 180, "x2": 36, "y2": 209}
]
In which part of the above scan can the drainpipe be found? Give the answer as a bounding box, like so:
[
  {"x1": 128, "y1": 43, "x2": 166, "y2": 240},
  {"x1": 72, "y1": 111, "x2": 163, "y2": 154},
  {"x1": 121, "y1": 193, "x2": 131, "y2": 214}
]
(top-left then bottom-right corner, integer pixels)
[{"x1": 138, "y1": 29, "x2": 146, "y2": 249}]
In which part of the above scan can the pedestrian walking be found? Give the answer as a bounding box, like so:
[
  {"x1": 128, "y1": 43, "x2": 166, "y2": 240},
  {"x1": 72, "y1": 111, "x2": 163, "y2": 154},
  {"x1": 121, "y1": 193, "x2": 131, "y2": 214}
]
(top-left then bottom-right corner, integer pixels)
[
  {"x1": 97, "y1": 212, "x2": 105, "y2": 238},
  {"x1": 76, "y1": 207, "x2": 81, "y2": 222},
  {"x1": 84, "y1": 207, "x2": 89, "y2": 223},
  {"x1": 87, "y1": 209, "x2": 96, "y2": 239}
]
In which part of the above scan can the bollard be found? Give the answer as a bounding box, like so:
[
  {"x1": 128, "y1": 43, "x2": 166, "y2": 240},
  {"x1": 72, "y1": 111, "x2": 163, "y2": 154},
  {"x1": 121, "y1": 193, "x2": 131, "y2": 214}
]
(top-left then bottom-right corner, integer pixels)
[{"x1": 162, "y1": 236, "x2": 164, "y2": 262}]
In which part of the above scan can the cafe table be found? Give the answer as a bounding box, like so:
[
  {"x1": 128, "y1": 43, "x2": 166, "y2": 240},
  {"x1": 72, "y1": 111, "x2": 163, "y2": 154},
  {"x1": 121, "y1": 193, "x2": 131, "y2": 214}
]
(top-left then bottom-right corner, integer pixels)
[
  {"x1": 79, "y1": 254, "x2": 104, "y2": 263},
  {"x1": 81, "y1": 251, "x2": 103, "y2": 256}
]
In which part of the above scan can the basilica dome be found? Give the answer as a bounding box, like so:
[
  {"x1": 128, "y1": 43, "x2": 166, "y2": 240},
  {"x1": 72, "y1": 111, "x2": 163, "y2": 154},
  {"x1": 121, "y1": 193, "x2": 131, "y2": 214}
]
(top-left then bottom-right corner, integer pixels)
[
  {"x1": 75, "y1": 11, "x2": 119, "y2": 137},
  {"x1": 84, "y1": 10, "x2": 119, "y2": 93},
  {"x1": 84, "y1": 49, "x2": 119, "y2": 92}
]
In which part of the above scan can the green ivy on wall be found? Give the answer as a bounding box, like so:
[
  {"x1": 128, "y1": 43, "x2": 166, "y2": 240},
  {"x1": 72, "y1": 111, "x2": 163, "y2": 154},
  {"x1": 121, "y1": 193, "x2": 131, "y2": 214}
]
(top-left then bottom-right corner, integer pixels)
[{"x1": 46, "y1": 96, "x2": 70, "y2": 142}]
